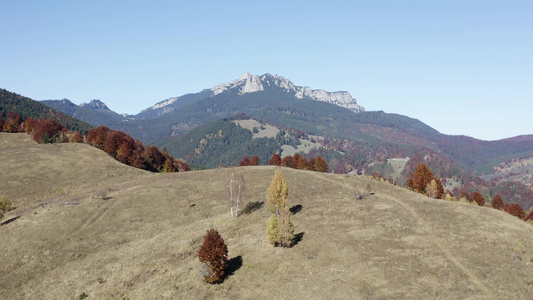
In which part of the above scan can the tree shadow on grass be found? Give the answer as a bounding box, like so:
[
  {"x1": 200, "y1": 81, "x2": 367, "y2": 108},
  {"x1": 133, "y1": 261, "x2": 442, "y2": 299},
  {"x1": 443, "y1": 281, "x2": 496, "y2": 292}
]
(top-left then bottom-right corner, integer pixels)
[
  {"x1": 289, "y1": 204, "x2": 302, "y2": 215},
  {"x1": 241, "y1": 201, "x2": 264, "y2": 215},
  {"x1": 291, "y1": 232, "x2": 305, "y2": 247},
  {"x1": 224, "y1": 256, "x2": 243, "y2": 280},
  {"x1": 1, "y1": 215, "x2": 20, "y2": 226}
]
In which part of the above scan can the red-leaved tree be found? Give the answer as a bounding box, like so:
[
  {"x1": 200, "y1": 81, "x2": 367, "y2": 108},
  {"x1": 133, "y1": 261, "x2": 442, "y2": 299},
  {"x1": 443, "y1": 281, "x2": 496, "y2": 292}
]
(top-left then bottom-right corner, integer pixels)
[
  {"x1": 31, "y1": 119, "x2": 67, "y2": 143},
  {"x1": 492, "y1": 194, "x2": 504, "y2": 210},
  {"x1": 249, "y1": 155, "x2": 260, "y2": 166},
  {"x1": 407, "y1": 163, "x2": 434, "y2": 195},
  {"x1": 240, "y1": 155, "x2": 251, "y2": 166},
  {"x1": 269, "y1": 153, "x2": 281, "y2": 166},
  {"x1": 471, "y1": 192, "x2": 485, "y2": 206},
  {"x1": 504, "y1": 203, "x2": 525, "y2": 219},
  {"x1": 198, "y1": 228, "x2": 228, "y2": 284}
]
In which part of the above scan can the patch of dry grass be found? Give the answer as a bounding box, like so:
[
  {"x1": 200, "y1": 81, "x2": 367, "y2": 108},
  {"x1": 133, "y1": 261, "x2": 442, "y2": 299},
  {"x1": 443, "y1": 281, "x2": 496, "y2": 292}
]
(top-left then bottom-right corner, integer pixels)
[{"x1": 1, "y1": 133, "x2": 533, "y2": 299}]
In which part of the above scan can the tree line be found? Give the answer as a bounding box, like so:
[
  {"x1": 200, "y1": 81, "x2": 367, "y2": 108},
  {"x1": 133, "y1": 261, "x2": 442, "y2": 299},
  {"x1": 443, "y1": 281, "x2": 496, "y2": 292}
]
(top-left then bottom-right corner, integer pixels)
[
  {"x1": 407, "y1": 163, "x2": 533, "y2": 223},
  {"x1": 238, "y1": 153, "x2": 328, "y2": 172},
  {"x1": 0, "y1": 110, "x2": 188, "y2": 173}
]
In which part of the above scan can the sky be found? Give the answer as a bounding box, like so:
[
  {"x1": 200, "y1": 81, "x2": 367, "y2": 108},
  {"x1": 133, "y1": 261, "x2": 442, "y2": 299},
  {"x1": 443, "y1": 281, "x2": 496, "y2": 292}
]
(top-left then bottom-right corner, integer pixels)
[{"x1": 1, "y1": 0, "x2": 532, "y2": 141}]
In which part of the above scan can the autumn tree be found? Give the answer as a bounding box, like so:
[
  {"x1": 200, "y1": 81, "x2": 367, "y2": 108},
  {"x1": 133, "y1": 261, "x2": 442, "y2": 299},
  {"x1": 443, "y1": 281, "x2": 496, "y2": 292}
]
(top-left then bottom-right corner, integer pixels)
[
  {"x1": 85, "y1": 126, "x2": 111, "y2": 150},
  {"x1": 471, "y1": 192, "x2": 485, "y2": 206},
  {"x1": 313, "y1": 156, "x2": 328, "y2": 173},
  {"x1": 295, "y1": 154, "x2": 309, "y2": 170},
  {"x1": 269, "y1": 153, "x2": 281, "y2": 166},
  {"x1": 407, "y1": 163, "x2": 435, "y2": 195},
  {"x1": 143, "y1": 145, "x2": 166, "y2": 171},
  {"x1": 276, "y1": 208, "x2": 295, "y2": 247},
  {"x1": 266, "y1": 215, "x2": 279, "y2": 246},
  {"x1": 3, "y1": 111, "x2": 22, "y2": 132},
  {"x1": 239, "y1": 155, "x2": 251, "y2": 166},
  {"x1": 198, "y1": 229, "x2": 228, "y2": 284},
  {"x1": 225, "y1": 169, "x2": 246, "y2": 218},
  {"x1": 31, "y1": 119, "x2": 67, "y2": 143},
  {"x1": 267, "y1": 170, "x2": 288, "y2": 217},
  {"x1": 72, "y1": 131, "x2": 83, "y2": 143},
  {"x1": 280, "y1": 155, "x2": 292, "y2": 167},
  {"x1": 504, "y1": 203, "x2": 525, "y2": 219},
  {"x1": 291, "y1": 153, "x2": 302, "y2": 169},
  {"x1": 249, "y1": 155, "x2": 260, "y2": 166},
  {"x1": 492, "y1": 194, "x2": 504, "y2": 210}
]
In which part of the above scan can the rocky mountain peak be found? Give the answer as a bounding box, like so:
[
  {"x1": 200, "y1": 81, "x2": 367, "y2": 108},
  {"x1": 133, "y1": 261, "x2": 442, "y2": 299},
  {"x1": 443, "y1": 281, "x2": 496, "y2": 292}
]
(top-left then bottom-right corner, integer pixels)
[
  {"x1": 219, "y1": 73, "x2": 365, "y2": 113},
  {"x1": 144, "y1": 72, "x2": 364, "y2": 115},
  {"x1": 80, "y1": 99, "x2": 110, "y2": 110}
]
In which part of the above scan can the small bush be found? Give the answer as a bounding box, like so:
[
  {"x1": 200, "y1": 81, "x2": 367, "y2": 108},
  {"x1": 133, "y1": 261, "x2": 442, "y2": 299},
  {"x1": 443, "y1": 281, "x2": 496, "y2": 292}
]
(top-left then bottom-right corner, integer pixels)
[{"x1": 0, "y1": 195, "x2": 13, "y2": 221}]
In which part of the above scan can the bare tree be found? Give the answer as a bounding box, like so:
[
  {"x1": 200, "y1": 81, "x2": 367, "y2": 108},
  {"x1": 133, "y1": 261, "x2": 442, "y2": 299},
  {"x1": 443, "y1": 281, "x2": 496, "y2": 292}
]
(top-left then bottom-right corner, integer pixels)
[{"x1": 225, "y1": 169, "x2": 246, "y2": 218}]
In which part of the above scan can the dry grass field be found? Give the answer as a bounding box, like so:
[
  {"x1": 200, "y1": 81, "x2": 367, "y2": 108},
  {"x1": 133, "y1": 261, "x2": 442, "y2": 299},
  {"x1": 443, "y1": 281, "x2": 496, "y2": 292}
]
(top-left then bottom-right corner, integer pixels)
[{"x1": 1, "y1": 133, "x2": 533, "y2": 299}]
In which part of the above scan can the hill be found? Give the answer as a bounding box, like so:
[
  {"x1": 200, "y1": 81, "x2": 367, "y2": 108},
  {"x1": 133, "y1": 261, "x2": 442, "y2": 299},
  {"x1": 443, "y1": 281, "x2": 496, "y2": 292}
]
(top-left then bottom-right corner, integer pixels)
[
  {"x1": 0, "y1": 89, "x2": 93, "y2": 134},
  {"x1": 1, "y1": 133, "x2": 533, "y2": 299}
]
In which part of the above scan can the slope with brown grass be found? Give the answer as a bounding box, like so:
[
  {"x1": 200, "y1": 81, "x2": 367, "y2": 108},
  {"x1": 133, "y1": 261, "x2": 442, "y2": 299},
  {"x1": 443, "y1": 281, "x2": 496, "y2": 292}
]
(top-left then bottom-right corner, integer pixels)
[{"x1": 1, "y1": 133, "x2": 533, "y2": 299}]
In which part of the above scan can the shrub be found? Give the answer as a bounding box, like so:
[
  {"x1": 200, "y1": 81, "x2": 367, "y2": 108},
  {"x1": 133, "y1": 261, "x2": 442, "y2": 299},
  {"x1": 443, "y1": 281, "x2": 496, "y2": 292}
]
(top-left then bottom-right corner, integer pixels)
[
  {"x1": 197, "y1": 229, "x2": 228, "y2": 284},
  {"x1": 471, "y1": 192, "x2": 485, "y2": 206},
  {"x1": 492, "y1": 194, "x2": 504, "y2": 210},
  {"x1": 504, "y1": 203, "x2": 525, "y2": 219},
  {"x1": 0, "y1": 195, "x2": 13, "y2": 221}
]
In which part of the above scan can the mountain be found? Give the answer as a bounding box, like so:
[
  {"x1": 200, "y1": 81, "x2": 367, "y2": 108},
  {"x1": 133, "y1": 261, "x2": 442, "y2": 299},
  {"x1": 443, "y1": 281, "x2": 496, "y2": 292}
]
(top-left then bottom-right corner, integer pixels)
[
  {"x1": 41, "y1": 98, "x2": 128, "y2": 129},
  {"x1": 80, "y1": 99, "x2": 111, "y2": 110},
  {"x1": 0, "y1": 89, "x2": 93, "y2": 133},
  {"x1": 1, "y1": 133, "x2": 533, "y2": 299},
  {"x1": 139, "y1": 73, "x2": 364, "y2": 119},
  {"x1": 35, "y1": 73, "x2": 533, "y2": 181}
]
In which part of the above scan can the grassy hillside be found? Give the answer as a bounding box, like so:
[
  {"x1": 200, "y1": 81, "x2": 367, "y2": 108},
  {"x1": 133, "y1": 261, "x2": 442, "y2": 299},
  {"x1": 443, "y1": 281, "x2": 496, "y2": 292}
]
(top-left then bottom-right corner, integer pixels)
[{"x1": 1, "y1": 133, "x2": 533, "y2": 299}]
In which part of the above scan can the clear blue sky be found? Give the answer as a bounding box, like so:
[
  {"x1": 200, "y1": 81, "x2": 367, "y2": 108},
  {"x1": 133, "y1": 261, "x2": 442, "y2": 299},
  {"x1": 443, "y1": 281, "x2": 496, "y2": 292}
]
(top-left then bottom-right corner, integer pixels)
[{"x1": 1, "y1": 0, "x2": 532, "y2": 141}]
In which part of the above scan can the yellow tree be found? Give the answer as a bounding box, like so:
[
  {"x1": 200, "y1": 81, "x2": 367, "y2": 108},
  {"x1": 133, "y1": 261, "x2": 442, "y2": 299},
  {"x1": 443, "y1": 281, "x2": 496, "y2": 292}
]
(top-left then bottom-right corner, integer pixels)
[
  {"x1": 267, "y1": 170, "x2": 288, "y2": 217},
  {"x1": 277, "y1": 208, "x2": 295, "y2": 248}
]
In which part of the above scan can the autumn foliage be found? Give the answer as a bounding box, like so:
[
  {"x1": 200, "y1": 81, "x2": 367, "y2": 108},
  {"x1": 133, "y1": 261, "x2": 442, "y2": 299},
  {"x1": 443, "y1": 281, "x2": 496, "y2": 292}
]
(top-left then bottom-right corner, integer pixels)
[
  {"x1": 471, "y1": 192, "x2": 485, "y2": 206},
  {"x1": 269, "y1": 153, "x2": 281, "y2": 166},
  {"x1": 85, "y1": 126, "x2": 188, "y2": 172},
  {"x1": 492, "y1": 194, "x2": 504, "y2": 210},
  {"x1": 504, "y1": 203, "x2": 525, "y2": 219},
  {"x1": 407, "y1": 163, "x2": 443, "y2": 198},
  {"x1": 197, "y1": 229, "x2": 228, "y2": 284}
]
